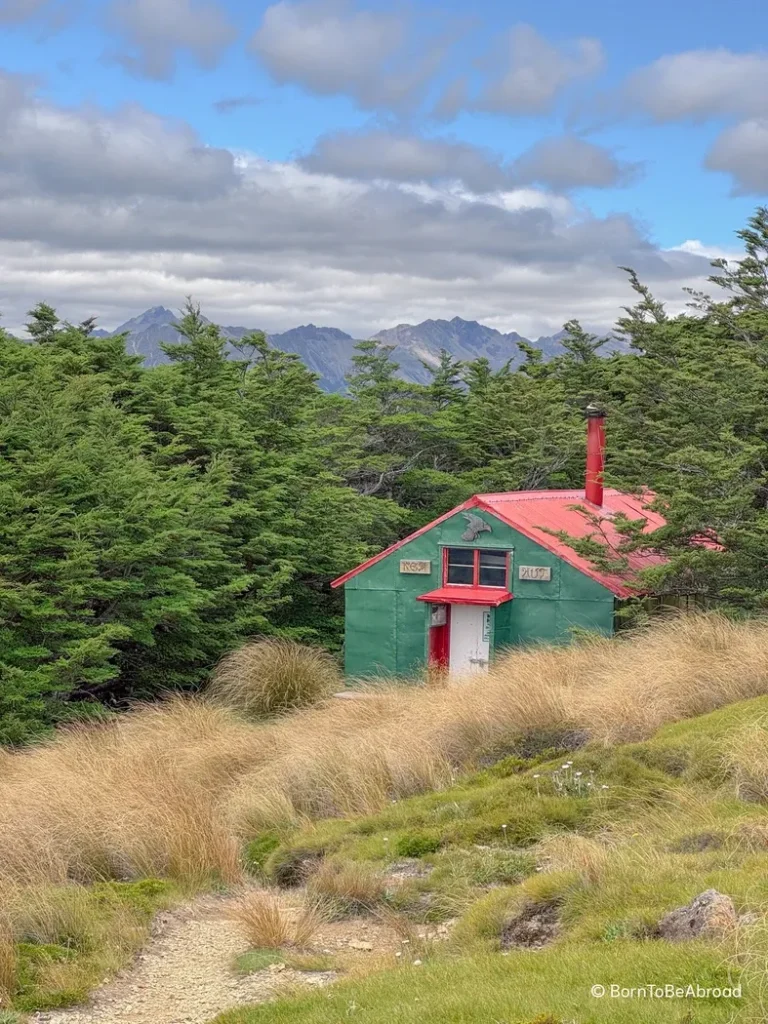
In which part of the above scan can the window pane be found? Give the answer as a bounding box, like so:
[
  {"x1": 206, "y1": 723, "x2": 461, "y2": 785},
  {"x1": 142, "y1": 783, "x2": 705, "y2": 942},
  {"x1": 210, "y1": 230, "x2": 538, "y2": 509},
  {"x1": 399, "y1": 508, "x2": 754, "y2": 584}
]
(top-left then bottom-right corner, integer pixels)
[
  {"x1": 479, "y1": 565, "x2": 506, "y2": 587},
  {"x1": 447, "y1": 563, "x2": 474, "y2": 585},
  {"x1": 479, "y1": 550, "x2": 507, "y2": 587},
  {"x1": 447, "y1": 548, "x2": 474, "y2": 565},
  {"x1": 479, "y1": 550, "x2": 507, "y2": 569},
  {"x1": 479, "y1": 567, "x2": 506, "y2": 587}
]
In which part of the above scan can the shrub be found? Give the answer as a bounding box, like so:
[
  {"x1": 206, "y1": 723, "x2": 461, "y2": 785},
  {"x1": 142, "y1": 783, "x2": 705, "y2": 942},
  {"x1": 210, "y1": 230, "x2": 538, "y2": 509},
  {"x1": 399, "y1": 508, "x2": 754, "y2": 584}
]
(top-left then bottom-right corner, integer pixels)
[
  {"x1": 394, "y1": 832, "x2": 441, "y2": 858},
  {"x1": 207, "y1": 639, "x2": 341, "y2": 718}
]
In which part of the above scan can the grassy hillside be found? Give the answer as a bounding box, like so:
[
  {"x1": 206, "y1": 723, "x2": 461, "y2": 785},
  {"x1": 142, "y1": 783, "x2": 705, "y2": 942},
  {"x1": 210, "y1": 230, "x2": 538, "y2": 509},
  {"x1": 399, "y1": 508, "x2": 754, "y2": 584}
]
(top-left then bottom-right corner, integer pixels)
[
  {"x1": 1, "y1": 615, "x2": 768, "y2": 1017},
  {"x1": 214, "y1": 696, "x2": 768, "y2": 1023}
]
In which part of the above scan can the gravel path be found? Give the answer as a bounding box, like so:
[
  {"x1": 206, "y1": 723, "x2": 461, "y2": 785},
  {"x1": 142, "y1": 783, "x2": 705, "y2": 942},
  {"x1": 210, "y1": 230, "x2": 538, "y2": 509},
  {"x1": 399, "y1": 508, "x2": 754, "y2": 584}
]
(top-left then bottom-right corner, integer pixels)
[{"x1": 29, "y1": 893, "x2": 333, "y2": 1024}]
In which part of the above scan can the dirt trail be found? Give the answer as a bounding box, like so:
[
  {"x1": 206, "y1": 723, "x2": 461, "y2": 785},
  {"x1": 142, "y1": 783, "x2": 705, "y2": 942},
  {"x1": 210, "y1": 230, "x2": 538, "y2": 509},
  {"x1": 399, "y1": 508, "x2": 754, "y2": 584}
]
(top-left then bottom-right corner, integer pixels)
[
  {"x1": 28, "y1": 887, "x2": 429, "y2": 1024},
  {"x1": 29, "y1": 892, "x2": 334, "y2": 1024}
]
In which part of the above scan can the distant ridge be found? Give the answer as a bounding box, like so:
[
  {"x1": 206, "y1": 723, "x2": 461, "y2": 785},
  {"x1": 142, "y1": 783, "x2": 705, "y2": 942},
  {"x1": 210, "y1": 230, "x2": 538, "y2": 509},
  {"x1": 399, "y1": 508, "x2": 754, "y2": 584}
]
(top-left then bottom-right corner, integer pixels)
[{"x1": 74, "y1": 307, "x2": 619, "y2": 392}]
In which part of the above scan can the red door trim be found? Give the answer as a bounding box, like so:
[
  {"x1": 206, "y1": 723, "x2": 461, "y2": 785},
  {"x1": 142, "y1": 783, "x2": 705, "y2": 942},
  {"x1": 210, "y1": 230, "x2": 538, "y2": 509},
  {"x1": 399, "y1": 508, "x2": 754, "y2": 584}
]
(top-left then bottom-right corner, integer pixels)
[{"x1": 428, "y1": 606, "x2": 451, "y2": 670}]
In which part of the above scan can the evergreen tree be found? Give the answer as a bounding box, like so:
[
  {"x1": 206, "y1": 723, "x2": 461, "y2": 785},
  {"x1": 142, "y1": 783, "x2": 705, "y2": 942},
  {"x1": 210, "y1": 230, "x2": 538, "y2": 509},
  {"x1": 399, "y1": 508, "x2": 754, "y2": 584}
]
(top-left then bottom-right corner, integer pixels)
[{"x1": 423, "y1": 350, "x2": 464, "y2": 410}]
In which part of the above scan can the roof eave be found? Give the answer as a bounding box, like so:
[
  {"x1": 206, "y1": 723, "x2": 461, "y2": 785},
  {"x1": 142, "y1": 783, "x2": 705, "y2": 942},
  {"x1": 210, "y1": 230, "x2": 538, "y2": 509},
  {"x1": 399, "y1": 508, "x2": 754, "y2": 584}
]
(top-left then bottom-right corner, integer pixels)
[{"x1": 330, "y1": 497, "x2": 480, "y2": 588}]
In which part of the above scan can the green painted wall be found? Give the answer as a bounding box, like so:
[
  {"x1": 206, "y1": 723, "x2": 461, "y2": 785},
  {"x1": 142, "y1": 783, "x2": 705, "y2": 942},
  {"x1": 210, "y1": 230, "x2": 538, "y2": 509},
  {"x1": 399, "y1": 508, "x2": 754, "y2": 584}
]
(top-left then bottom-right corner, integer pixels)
[{"x1": 342, "y1": 507, "x2": 615, "y2": 678}]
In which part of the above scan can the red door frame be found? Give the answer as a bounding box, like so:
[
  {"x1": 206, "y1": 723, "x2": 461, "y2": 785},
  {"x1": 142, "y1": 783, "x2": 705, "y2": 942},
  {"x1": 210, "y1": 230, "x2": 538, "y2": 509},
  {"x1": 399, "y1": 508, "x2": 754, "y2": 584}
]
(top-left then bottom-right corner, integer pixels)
[{"x1": 428, "y1": 606, "x2": 451, "y2": 669}]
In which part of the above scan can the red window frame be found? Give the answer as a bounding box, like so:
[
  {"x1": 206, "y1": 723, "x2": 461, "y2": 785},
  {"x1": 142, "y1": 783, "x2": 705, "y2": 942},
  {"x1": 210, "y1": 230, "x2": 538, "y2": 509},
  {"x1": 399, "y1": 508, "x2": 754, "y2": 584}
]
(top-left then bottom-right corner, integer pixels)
[{"x1": 442, "y1": 547, "x2": 510, "y2": 589}]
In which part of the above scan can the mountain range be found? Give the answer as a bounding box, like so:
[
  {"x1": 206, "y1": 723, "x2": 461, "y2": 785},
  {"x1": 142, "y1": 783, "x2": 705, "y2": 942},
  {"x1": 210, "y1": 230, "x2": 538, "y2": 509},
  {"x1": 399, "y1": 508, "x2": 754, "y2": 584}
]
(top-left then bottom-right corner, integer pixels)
[{"x1": 90, "y1": 306, "x2": 617, "y2": 392}]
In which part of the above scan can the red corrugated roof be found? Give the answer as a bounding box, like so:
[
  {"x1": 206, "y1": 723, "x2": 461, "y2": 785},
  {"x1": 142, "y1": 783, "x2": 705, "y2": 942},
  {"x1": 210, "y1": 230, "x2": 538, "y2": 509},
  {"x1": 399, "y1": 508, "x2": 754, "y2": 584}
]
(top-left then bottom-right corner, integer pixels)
[
  {"x1": 474, "y1": 488, "x2": 667, "y2": 599},
  {"x1": 331, "y1": 488, "x2": 667, "y2": 598},
  {"x1": 416, "y1": 586, "x2": 514, "y2": 607}
]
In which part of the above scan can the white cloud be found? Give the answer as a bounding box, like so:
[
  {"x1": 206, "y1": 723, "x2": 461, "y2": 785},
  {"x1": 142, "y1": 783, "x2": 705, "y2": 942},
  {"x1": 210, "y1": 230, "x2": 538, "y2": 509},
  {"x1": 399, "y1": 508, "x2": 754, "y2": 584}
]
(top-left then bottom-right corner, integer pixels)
[
  {"x1": 0, "y1": 229, "x2": 718, "y2": 341},
  {"x1": 0, "y1": 70, "x2": 238, "y2": 199},
  {"x1": 623, "y1": 49, "x2": 768, "y2": 122},
  {"x1": 438, "y1": 24, "x2": 604, "y2": 118},
  {"x1": 0, "y1": 69, "x2": 724, "y2": 339},
  {"x1": 300, "y1": 130, "x2": 640, "y2": 193},
  {"x1": 510, "y1": 134, "x2": 640, "y2": 190},
  {"x1": 105, "y1": 0, "x2": 236, "y2": 81},
  {"x1": 300, "y1": 131, "x2": 510, "y2": 191},
  {"x1": 672, "y1": 239, "x2": 743, "y2": 263},
  {"x1": 705, "y1": 119, "x2": 768, "y2": 195},
  {"x1": 250, "y1": 0, "x2": 451, "y2": 112}
]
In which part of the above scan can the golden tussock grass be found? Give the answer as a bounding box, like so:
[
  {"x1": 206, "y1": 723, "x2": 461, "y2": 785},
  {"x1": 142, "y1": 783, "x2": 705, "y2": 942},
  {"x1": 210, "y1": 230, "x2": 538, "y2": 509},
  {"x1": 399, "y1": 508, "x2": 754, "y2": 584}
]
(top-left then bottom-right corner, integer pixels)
[
  {"x1": 0, "y1": 614, "x2": 767, "y2": 895},
  {"x1": 536, "y1": 834, "x2": 612, "y2": 886},
  {"x1": 229, "y1": 891, "x2": 323, "y2": 949},
  {"x1": 207, "y1": 638, "x2": 341, "y2": 719},
  {"x1": 723, "y1": 718, "x2": 768, "y2": 804},
  {"x1": 0, "y1": 921, "x2": 17, "y2": 1008}
]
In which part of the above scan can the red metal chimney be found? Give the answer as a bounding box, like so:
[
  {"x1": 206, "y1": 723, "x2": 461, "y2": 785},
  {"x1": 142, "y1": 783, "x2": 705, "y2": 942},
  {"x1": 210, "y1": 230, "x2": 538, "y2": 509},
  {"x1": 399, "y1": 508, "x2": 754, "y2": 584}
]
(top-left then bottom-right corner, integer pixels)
[{"x1": 585, "y1": 403, "x2": 606, "y2": 507}]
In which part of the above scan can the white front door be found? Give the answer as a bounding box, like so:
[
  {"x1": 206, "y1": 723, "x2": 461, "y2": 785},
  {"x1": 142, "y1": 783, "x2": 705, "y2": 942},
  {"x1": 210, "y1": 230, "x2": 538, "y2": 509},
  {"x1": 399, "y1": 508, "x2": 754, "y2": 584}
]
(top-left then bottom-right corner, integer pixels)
[{"x1": 449, "y1": 605, "x2": 491, "y2": 675}]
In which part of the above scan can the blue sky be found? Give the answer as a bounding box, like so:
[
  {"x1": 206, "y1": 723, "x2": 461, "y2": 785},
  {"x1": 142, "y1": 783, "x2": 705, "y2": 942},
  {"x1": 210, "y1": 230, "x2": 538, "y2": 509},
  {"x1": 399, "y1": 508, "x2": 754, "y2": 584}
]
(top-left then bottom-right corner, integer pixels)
[{"x1": 0, "y1": 0, "x2": 765, "y2": 335}]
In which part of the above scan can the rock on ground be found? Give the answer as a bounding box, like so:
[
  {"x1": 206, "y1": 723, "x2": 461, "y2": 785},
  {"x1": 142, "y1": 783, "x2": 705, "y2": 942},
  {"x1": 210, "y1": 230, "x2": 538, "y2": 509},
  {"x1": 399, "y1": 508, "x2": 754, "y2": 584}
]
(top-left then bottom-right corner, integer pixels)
[
  {"x1": 501, "y1": 901, "x2": 560, "y2": 949},
  {"x1": 657, "y1": 889, "x2": 737, "y2": 943}
]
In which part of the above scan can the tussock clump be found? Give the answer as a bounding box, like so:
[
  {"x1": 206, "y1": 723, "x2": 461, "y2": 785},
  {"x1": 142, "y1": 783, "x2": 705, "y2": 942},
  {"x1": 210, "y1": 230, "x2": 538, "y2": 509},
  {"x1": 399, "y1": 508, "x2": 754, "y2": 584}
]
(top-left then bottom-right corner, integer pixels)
[
  {"x1": 207, "y1": 639, "x2": 341, "y2": 719},
  {"x1": 229, "y1": 891, "x2": 323, "y2": 949},
  {"x1": 537, "y1": 835, "x2": 611, "y2": 886},
  {"x1": 306, "y1": 860, "x2": 386, "y2": 918},
  {"x1": 723, "y1": 719, "x2": 768, "y2": 803}
]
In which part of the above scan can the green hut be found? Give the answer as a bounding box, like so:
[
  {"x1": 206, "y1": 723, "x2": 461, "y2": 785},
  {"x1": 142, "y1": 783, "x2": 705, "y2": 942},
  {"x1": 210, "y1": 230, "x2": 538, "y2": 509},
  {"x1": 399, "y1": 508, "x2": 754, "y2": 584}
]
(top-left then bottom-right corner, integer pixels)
[{"x1": 332, "y1": 409, "x2": 668, "y2": 678}]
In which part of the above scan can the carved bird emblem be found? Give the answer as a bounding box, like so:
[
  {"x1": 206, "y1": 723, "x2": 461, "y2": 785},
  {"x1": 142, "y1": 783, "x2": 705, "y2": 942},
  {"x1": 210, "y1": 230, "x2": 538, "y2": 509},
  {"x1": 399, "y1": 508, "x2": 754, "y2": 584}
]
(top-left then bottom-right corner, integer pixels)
[{"x1": 461, "y1": 512, "x2": 492, "y2": 541}]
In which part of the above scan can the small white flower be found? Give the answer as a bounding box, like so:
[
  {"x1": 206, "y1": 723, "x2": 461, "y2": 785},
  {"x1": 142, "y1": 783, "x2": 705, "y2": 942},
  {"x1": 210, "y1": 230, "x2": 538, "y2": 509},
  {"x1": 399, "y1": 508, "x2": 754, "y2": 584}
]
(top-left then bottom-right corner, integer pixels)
[
  {"x1": 533, "y1": 773, "x2": 540, "y2": 779},
  {"x1": 601, "y1": 785, "x2": 609, "y2": 790},
  {"x1": 574, "y1": 771, "x2": 582, "y2": 777}
]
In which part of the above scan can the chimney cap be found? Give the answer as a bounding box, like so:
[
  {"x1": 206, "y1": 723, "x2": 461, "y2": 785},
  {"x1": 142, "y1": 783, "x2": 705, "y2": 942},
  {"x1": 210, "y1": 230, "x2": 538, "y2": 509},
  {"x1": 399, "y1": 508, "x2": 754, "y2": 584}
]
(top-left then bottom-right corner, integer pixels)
[{"x1": 585, "y1": 402, "x2": 606, "y2": 419}]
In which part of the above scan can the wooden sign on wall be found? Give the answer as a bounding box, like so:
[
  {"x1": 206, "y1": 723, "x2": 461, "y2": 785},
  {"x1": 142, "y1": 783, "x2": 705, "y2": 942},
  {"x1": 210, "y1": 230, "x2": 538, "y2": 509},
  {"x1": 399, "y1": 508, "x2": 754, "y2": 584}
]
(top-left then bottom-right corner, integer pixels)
[
  {"x1": 519, "y1": 565, "x2": 552, "y2": 582},
  {"x1": 400, "y1": 559, "x2": 432, "y2": 574}
]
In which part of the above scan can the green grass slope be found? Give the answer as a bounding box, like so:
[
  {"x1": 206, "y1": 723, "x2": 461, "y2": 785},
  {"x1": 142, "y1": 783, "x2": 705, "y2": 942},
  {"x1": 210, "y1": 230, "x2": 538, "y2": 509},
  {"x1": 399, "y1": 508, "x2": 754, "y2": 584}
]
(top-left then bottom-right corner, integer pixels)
[{"x1": 219, "y1": 696, "x2": 768, "y2": 1024}]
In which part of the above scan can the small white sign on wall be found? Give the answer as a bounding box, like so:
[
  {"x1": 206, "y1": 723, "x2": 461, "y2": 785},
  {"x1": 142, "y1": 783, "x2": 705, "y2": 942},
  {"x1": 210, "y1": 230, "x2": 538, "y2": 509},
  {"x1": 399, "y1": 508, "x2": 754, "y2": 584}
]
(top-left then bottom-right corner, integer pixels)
[
  {"x1": 430, "y1": 605, "x2": 447, "y2": 627},
  {"x1": 519, "y1": 565, "x2": 552, "y2": 582},
  {"x1": 400, "y1": 559, "x2": 431, "y2": 574}
]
